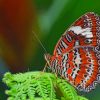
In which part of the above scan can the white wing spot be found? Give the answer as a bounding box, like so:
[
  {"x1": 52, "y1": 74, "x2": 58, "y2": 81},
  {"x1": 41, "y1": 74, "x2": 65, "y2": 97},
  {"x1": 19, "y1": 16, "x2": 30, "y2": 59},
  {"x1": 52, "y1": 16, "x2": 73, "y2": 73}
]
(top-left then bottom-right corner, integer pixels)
[{"x1": 68, "y1": 26, "x2": 93, "y2": 38}]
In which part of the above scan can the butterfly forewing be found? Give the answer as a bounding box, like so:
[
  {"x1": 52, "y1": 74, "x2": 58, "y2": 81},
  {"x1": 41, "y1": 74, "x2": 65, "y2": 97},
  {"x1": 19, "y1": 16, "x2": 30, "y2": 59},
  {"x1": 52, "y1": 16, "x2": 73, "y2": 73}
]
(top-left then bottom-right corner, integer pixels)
[
  {"x1": 53, "y1": 12, "x2": 100, "y2": 56},
  {"x1": 45, "y1": 12, "x2": 100, "y2": 92}
]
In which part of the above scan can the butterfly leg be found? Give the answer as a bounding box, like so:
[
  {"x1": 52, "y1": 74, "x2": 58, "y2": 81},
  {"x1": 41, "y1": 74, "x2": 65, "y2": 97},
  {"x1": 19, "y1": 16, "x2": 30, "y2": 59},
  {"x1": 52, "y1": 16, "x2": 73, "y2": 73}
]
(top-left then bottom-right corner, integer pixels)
[
  {"x1": 34, "y1": 63, "x2": 48, "y2": 80},
  {"x1": 54, "y1": 72, "x2": 58, "y2": 80},
  {"x1": 42, "y1": 63, "x2": 48, "y2": 72}
]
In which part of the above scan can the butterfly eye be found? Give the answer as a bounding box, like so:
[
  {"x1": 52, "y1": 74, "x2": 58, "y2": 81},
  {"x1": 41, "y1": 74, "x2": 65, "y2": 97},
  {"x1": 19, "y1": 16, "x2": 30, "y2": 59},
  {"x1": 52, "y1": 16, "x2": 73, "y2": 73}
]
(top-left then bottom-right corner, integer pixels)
[
  {"x1": 44, "y1": 53, "x2": 51, "y2": 61},
  {"x1": 85, "y1": 39, "x2": 92, "y2": 44}
]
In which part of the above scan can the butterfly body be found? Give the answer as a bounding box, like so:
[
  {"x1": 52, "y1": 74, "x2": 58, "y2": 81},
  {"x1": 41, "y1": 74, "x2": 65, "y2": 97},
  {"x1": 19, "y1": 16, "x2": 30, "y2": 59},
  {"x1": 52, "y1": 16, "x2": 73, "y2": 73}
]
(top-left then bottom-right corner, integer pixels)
[{"x1": 45, "y1": 12, "x2": 100, "y2": 92}]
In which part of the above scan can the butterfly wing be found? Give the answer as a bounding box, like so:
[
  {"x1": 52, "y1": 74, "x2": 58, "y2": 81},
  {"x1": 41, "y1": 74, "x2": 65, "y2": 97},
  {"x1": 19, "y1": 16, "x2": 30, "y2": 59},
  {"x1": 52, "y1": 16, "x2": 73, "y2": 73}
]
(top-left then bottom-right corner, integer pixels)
[
  {"x1": 52, "y1": 12, "x2": 100, "y2": 92},
  {"x1": 53, "y1": 12, "x2": 100, "y2": 57},
  {"x1": 58, "y1": 47, "x2": 99, "y2": 92}
]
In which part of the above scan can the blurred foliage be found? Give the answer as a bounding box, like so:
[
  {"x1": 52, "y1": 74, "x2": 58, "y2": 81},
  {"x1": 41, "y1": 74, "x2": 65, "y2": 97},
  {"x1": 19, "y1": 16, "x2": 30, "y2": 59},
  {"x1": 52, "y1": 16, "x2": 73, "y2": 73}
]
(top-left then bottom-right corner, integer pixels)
[
  {"x1": 0, "y1": 0, "x2": 36, "y2": 72},
  {"x1": 3, "y1": 71, "x2": 88, "y2": 100}
]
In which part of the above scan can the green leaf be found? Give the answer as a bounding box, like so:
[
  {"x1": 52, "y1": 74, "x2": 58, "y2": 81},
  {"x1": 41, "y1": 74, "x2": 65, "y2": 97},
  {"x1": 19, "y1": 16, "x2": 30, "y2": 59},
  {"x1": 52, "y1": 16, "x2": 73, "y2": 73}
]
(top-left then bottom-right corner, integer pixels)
[{"x1": 3, "y1": 71, "x2": 89, "y2": 100}]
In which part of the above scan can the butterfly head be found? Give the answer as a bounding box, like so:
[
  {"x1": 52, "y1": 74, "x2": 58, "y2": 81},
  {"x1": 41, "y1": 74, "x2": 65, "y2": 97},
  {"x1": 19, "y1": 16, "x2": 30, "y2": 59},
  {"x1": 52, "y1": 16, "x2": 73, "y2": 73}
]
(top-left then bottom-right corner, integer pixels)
[
  {"x1": 44, "y1": 53, "x2": 51, "y2": 62},
  {"x1": 44, "y1": 53, "x2": 51, "y2": 65}
]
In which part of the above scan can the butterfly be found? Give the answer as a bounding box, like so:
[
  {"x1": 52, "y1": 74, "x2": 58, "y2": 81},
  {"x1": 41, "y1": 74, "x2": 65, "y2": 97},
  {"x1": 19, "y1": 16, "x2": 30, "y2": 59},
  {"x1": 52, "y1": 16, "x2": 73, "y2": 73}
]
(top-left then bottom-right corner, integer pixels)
[{"x1": 44, "y1": 12, "x2": 100, "y2": 92}]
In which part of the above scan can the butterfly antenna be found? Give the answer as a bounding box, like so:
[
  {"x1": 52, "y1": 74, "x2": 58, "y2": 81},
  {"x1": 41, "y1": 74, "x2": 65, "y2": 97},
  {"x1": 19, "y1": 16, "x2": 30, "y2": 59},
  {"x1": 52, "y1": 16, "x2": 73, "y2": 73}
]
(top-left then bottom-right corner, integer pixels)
[{"x1": 32, "y1": 31, "x2": 47, "y2": 53}]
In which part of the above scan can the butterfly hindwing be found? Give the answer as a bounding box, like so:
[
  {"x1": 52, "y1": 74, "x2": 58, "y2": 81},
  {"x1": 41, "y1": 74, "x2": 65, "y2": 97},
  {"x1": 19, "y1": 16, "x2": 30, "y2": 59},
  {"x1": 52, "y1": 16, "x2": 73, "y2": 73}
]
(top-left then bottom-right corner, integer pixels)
[{"x1": 60, "y1": 47, "x2": 99, "y2": 92}]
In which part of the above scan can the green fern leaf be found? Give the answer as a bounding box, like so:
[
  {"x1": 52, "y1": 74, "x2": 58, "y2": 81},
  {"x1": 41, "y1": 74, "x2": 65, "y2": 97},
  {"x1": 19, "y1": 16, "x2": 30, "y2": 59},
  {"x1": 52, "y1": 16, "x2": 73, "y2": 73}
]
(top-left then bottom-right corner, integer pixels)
[
  {"x1": 56, "y1": 78, "x2": 78, "y2": 100},
  {"x1": 78, "y1": 96, "x2": 88, "y2": 100},
  {"x1": 3, "y1": 71, "x2": 89, "y2": 100}
]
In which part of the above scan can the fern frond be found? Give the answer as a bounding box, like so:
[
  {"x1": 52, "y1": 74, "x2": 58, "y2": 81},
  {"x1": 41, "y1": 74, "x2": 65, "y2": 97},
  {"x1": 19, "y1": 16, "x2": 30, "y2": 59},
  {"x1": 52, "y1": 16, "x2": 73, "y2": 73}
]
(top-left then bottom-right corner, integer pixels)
[
  {"x1": 78, "y1": 96, "x2": 88, "y2": 100},
  {"x1": 56, "y1": 78, "x2": 78, "y2": 100},
  {"x1": 3, "y1": 71, "x2": 89, "y2": 100}
]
